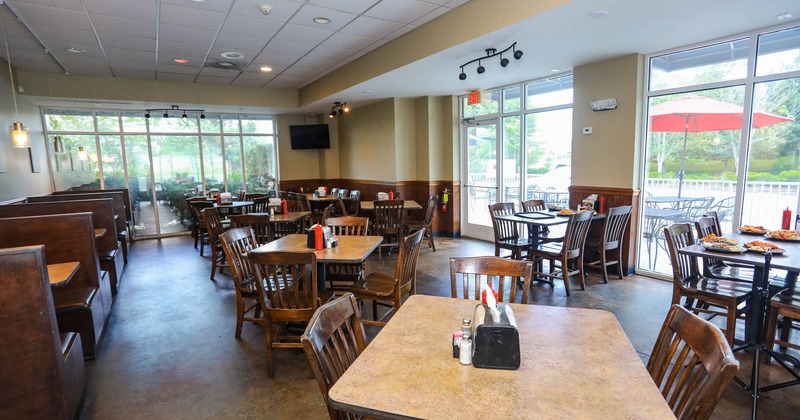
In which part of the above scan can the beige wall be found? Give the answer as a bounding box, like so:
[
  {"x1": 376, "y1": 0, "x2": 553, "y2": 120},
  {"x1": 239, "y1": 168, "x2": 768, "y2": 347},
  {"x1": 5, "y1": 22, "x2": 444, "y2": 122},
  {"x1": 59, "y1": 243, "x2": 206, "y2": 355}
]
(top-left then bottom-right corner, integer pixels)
[
  {"x1": 394, "y1": 98, "x2": 416, "y2": 181},
  {"x1": 0, "y1": 61, "x2": 51, "y2": 202},
  {"x1": 414, "y1": 97, "x2": 431, "y2": 181},
  {"x1": 275, "y1": 114, "x2": 321, "y2": 181},
  {"x1": 572, "y1": 54, "x2": 644, "y2": 189},
  {"x1": 338, "y1": 99, "x2": 397, "y2": 181}
]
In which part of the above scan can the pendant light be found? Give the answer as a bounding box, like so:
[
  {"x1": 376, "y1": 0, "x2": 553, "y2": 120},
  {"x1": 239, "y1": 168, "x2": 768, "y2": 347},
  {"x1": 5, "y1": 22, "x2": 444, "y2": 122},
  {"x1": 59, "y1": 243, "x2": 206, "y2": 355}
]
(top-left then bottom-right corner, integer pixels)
[
  {"x1": 53, "y1": 136, "x2": 64, "y2": 153},
  {"x1": 2, "y1": 21, "x2": 29, "y2": 148},
  {"x1": 77, "y1": 146, "x2": 88, "y2": 161}
]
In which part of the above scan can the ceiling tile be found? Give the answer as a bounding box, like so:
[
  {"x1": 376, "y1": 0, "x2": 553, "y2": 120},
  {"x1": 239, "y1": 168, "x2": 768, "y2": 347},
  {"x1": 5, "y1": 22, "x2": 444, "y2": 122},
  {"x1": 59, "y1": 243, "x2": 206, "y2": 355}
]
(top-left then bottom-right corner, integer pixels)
[
  {"x1": 263, "y1": 39, "x2": 316, "y2": 56},
  {"x1": 340, "y1": 16, "x2": 404, "y2": 38},
  {"x1": 229, "y1": 0, "x2": 303, "y2": 21},
  {"x1": 199, "y1": 66, "x2": 241, "y2": 77},
  {"x1": 422, "y1": 0, "x2": 451, "y2": 5},
  {"x1": 412, "y1": 7, "x2": 449, "y2": 26},
  {"x1": 160, "y1": 3, "x2": 226, "y2": 31},
  {"x1": 97, "y1": 32, "x2": 155, "y2": 52},
  {"x1": 213, "y1": 32, "x2": 269, "y2": 51},
  {"x1": 219, "y1": 15, "x2": 282, "y2": 38},
  {"x1": 92, "y1": 14, "x2": 156, "y2": 38},
  {"x1": 0, "y1": 17, "x2": 31, "y2": 37},
  {"x1": 8, "y1": 0, "x2": 85, "y2": 13},
  {"x1": 7, "y1": 58, "x2": 63, "y2": 73},
  {"x1": 5, "y1": 34, "x2": 41, "y2": 51},
  {"x1": 113, "y1": 68, "x2": 155, "y2": 80},
  {"x1": 159, "y1": 23, "x2": 216, "y2": 44},
  {"x1": 305, "y1": 46, "x2": 356, "y2": 61},
  {"x1": 267, "y1": 74, "x2": 308, "y2": 88},
  {"x1": 156, "y1": 72, "x2": 197, "y2": 83},
  {"x1": 104, "y1": 47, "x2": 155, "y2": 63},
  {"x1": 208, "y1": 46, "x2": 258, "y2": 62},
  {"x1": 231, "y1": 78, "x2": 267, "y2": 87},
  {"x1": 84, "y1": 0, "x2": 157, "y2": 22},
  {"x1": 292, "y1": 56, "x2": 340, "y2": 69},
  {"x1": 43, "y1": 40, "x2": 106, "y2": 58},
  {"x1": 238, "y1": 67, "x2": 281, "y2": 77},
  {"x1": 157, "y1": 62, "x2": 202, "y2": 75},
  {"x1": 386, "y1": 25, "x2": 416, "y2": 40},
  {"x1": 445, "y1": 0, "x2": 469, "y2": 8},
  {"x1": 34, "y1": 26, "x2": 99, "y2": 45},
  {"x1": 321, "y1": 32, "x2": 379, "y2": 51},
  {"x1": 161, "y1": 0, "x2": 234, "y2": 13},
  {"x1": 243, "y1": 62, "x2": 287, "y2": 73},
  {"x1": 108, "y1": 57, "x2": 155, "y2": 71},
  {"x1": 274, "y1": 24, "x2": 333, "y2": 45},
  {"x1": 280, "y1": 66, "x2": 320, "y2": 77},
  {"x1": 365, "y1": 0, "x2": 437, "y2": 24},
  {"x1": 254, "y1": 52, "x2": 301, "y2": 66},
  {"x1": 307, "y1": 0, "x2": 380, "y2": 15},
  {"x1": 10, "y1": 3, "x2": 92, "y2": 31},
  {"x1": 157, "y1": 39, "x2": 209, "y2": 56},
  {"x1": 288, "y1": 4, "x2": 357, "y2": 32},
  {"x1": 58, "y1": 58, "x2": 112, "y2": 76},
  {"x1": 196, "y1": 74, "x2": 235, "y2": 85},
  {"x1": 6, "y1": 47, "x2": 51, "y2": 62}
]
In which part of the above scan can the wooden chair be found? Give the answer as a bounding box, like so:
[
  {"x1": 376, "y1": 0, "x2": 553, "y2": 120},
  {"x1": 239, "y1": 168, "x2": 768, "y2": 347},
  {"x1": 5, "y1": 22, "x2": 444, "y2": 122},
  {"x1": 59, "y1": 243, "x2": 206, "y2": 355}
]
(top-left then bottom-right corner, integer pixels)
[
  {"x1": 693, "y1": 217, "x2": 755, "y2": 285},
  {"x1": 273, "y1": 200, "x2": 304, "y2": 239},
  {"x1": 349, "y1": 190, "x2": 361, "y2": 200},
  {"x1": 337, "y1": 188, "x2": 348, "y2": 198},
  {"x1": 764, "y1": 289, "x2": 800, "y2": 361},
  {"x1": 349, "y1": 229, "x2": 425, "y2": 326},
  {"x1": 324, "y1": 216, "x2": 370, "y2": 291},
  {"x1": 450, "y1": 256, "x2": 533, "y2": 304},
  {"x1": 488, "y1": 202, "x2": 533, "y2": 259},
  {"x1": 331, "y1": 197, "x2": 348, "y2": 218},
  {"x1": 301, "y1": 293, "x2": 367, "y2": 420},
  {"x1": 190, "y1": 200, "x2": 214, "y2": 252},
  {"x1": 330, "y1": 188, "x2": 339, "y2": 197},
  {"x1": 528, "y1": 211, "x2": 594, "y2": 296},
  {"x1": 406, "y1": 193, "x2": 438, "y2": 252},
  {"x1": 585, "y1": 205, "x2": 633, "y2": 283},
  {"x1": 647, "y1": 304, "x2": 739, "y2": 420},
  {"x1": 663, "y1": 223, "x2": 752, "y2": 346},
  {"x1": 251, "y1": 196, "x2": 270, "y2": 214},
  {"x1": 201, "y1": 207, "x2": 230, "y2": 280},
  {"x1": 219, "y1": 228, "x2": 264, "y2": 338},
  {"x1": 229, "y1": 214, "x2": 272, "y2": 245},
  {"x1": 373, "y1": 199, "x2": 405, "y2": 259},
  {"x1": 249, "y1": 250, "x2": 329, "y2": 378},
  {"x1": 345, "y1": 190, "x2": 361, "y2": 216}
]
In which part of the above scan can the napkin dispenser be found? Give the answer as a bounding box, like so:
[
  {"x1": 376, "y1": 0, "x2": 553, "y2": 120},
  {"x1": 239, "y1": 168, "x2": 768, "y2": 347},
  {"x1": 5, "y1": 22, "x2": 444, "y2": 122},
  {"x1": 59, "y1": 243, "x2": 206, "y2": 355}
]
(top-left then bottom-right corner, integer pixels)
[
  {"x1": 219, "y1": 192, "x2": 233, "y2": 205},
  {"x1": 376, "y1": 192, "x2": 389, "y2": 200},
  {"x1": 471, "y1": 303, "x2": 520, "y2": 370},
  {"x1": 306, "y1": 225, "x2": 332, "y2": 248}
]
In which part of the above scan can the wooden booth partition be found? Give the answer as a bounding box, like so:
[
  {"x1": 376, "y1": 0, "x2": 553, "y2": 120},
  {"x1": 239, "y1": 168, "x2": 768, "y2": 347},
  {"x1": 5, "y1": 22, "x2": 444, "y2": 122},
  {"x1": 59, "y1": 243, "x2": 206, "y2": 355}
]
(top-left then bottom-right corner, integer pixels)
[
  {"x1": 0, "y1": 213, "x2": 108, "y2": 358},
  {"x1": 568, "y1": 185, "x2": 641, "y2": 275},
  {"x1": 0, "y1": 245, "x2": 86, "y2": 419},
  {"x1": 53, "y1": 188, "x2": 132, "y2": 225}
]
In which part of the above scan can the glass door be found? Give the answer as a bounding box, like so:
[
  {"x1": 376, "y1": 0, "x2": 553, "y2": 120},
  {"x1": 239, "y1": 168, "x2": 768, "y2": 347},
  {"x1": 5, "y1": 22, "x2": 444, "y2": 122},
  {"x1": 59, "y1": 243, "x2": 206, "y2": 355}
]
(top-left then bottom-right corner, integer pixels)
[{"x1": 462, "y1": 120, "x2": 499, "y2": 240}]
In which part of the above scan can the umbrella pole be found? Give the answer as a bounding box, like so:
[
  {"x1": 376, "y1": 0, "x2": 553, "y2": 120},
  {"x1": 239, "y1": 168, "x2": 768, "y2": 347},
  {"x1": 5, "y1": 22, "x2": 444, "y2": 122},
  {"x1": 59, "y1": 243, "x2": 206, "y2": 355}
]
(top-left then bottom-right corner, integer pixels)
[{"x1": 677, "y1": 118, "x2": 689, "y2": 198}]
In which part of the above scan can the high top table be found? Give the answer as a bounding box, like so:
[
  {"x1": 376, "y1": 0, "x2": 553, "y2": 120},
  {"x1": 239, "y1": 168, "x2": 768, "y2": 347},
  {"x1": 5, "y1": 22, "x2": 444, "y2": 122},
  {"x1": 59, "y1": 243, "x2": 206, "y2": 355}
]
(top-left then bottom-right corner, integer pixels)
[{"x1": 329, "y1": 295, "x2": 674, "y2": 419}]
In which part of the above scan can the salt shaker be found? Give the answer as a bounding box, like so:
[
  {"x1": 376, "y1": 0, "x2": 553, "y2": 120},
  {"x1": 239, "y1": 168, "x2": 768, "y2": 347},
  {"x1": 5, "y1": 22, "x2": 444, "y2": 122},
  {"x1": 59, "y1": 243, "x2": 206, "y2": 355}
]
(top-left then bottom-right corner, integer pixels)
[
  {"x1": 461, "y1": 318, "x2": 472, "y2": 338},
  {"x1": 459, "y1": 332, "x2": 473, "y2": 365}
]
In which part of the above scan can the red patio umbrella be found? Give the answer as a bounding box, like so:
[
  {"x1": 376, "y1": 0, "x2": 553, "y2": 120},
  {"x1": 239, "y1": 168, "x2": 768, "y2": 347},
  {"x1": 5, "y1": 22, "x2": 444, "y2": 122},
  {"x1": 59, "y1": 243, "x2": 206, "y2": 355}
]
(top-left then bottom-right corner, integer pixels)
[{"x1": 649, "y1": 94, "x2": 793, "y2": 197}]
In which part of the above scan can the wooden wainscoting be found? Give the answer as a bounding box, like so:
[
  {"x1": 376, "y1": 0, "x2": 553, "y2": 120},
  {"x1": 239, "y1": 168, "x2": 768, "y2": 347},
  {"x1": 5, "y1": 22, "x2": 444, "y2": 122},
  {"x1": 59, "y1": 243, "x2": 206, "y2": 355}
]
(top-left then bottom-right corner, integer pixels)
[{"x1": 569, "y1": 185, "x2": 641, "y2": 275}]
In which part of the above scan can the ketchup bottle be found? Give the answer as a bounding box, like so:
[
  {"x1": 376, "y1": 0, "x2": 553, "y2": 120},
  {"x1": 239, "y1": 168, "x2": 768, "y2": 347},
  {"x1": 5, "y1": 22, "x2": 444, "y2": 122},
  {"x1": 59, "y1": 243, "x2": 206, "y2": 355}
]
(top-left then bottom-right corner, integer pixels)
[
  {"x1": 281, "y1": 198, "x2": 288, "y2": 214},
  {"x1": 782, "y1": 207, "x2": 792, "y2": 230},
  {"x1": 215, "y1": 194, "x2": 221, "y2": 205},
  {"x1": 314, "y1": 224, "x2": 323, "y2": 250},
  {"x1": 389, "y1": 191, "x2": 394, "y2": 200},
  {"x1": 597, "y1": 195, "x2": 605, "y2": 213}
]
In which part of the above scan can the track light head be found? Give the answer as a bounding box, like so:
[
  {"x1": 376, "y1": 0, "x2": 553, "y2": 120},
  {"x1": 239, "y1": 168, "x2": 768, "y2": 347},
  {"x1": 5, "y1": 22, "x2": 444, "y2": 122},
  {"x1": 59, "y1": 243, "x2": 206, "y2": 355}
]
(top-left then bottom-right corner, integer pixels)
[
  {"x1": 459, "y1": 72, "x2": 467, "y2": 80},
  {"x1": 343, "y1": 103, "x2": 350, "y2": 113},
  {"x1": 200, "y1": 113, "x2": 206, "y2": 119},
  {"x1": 181, "y1": 113, "x2": 188, "y2": 121},
  {"x1": 144, "y1": 112, "x2": 150, "y2": 118},
  {"x1": 477, "y1": 64, "x2": 485, "y2": 74},
  {"x1": 329, "y1": 111, "x2": 335, "y2": 119},
  {"x1": 329, "y1": 102, "x2": 350, "y2": 118},
  {"x1": 514, "y1": 49, "x2": 523, "y2": 60},
  {"x1": 163, "y1": 112, "x2": 169, "y2": 118},
  {"x1": 500, "y1": 57, "x2": 509, "y2": 67}
]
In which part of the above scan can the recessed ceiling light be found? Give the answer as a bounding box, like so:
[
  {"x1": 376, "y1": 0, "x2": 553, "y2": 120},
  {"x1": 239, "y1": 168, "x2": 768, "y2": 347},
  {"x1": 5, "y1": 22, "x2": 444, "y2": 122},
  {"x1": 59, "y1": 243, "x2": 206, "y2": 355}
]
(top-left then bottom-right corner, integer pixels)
[
  {"x1": 362, "y1": 90, "x2": 372, "y2": 94},
  {"x1": 189, "y1": 0, "x2": 208, "y2": 3},
  {"x1": 216, "y1": 61, "x2": 235, "y2": 67},
  {"x1": 550, "y1": 69, "x2": 559, "y2": 72},
  {"x1": 221, "y1": 51, "x2": 245, "y2": 60},
  {"x1": 65, "y1": 47, "x2": 85, "y2": 53},
  {"x1": 313, "y1": 17, "x2": 331, "y2": 24},
  {"x1": 173, "y1": 58, "x2": 189, "y2": 64},
  {"x1": 588, "y1": 10, "x2": 608, "y2": 18},
  {"x1": 777, "y1": 12, "x2": 793, "y2": 21},
  {"x1": 260, "y1": 66, "x2": 273, "y2": 72}
]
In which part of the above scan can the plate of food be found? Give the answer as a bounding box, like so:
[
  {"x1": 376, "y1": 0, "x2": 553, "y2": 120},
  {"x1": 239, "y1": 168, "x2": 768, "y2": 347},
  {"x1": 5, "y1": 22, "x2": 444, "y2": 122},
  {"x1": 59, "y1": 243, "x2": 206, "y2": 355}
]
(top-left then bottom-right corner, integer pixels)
[
  {"x1": 699, "y1": 234, "x2": 738, "y2": 245},
  {"x1": 556, "y1": 209, "x2": 574, "y2": 217},
  {"x1": 738, "y1": 225, "x2": 770, "y2": 235},
  {"x1": 700, "y1": 242, "x2": 746, "y2": 253},
  {"x1": 743, "y1": 240, "x2": 785, "y2": 254},
  {"x1": 764, "y1": 230, "x2": 800, "y2": 241}
]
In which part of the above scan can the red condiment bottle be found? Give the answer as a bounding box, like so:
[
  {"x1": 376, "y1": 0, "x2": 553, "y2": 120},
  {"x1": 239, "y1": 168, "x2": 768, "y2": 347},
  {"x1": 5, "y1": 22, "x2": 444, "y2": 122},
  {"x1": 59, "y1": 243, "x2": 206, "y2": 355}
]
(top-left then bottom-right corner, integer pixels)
[
  {"x1": 215, "y1": 194, "x2": 221, "y2": 205},
  {"x1": 281, "y1": 198, "x2": 288, "y2": 214},
  {"x1": 597, "y1": 195, "x2": 605, "y2": 213},
  {"x1": 782, "y1": 207, "x2": 792, "y2": 230},
  {"x1": 389, "y1": 191, "x2": 394, "y2": 200},
  {"x1": 314, "y1": 225, "x2": 323, "y2": 250}
]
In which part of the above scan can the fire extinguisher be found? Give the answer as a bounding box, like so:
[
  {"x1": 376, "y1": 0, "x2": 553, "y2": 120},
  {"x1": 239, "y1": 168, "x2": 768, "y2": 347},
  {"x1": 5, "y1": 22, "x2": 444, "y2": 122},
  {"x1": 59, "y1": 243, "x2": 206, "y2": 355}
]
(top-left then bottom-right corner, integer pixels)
[{"x1": 441, "y1": 189, "x2": 450, "y2": 213}]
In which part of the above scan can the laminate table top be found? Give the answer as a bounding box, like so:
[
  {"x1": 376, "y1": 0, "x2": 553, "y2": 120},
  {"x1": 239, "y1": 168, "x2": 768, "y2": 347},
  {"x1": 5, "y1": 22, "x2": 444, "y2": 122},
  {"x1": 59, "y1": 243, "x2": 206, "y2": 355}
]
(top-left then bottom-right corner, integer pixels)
[
  {"x1": 329, "y1": 295, "x2": 673, "y2": 419},
  {"x1": 94, "y1": 228, "x2": 106, "y2": 239},
  {"x1": 47, "y1": 261, "x2": 80, "y2": 287},
  {"x1": 249, "y1": 211, "x2": 310, "y2": 223},
  {"x1": 359, "y1": 200, "x2": 422, "y2": 211},
  {"x1": 251, "y1": 234, "x2": 382, "y2": 264}
]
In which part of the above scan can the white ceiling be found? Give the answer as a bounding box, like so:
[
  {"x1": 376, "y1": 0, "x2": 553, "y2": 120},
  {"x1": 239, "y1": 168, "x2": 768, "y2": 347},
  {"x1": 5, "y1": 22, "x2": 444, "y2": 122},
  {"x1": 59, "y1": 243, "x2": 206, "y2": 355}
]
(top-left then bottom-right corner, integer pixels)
[{"x1": 1, "y1": 0, "x2": 799, "y2": 115}]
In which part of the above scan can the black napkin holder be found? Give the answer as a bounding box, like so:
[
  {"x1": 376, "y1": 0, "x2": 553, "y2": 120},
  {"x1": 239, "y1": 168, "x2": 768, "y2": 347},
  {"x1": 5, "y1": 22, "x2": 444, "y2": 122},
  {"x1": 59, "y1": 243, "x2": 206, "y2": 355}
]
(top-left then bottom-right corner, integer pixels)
[{"x1": 471, "y1": 303, "x2": 520, "y2": 370}]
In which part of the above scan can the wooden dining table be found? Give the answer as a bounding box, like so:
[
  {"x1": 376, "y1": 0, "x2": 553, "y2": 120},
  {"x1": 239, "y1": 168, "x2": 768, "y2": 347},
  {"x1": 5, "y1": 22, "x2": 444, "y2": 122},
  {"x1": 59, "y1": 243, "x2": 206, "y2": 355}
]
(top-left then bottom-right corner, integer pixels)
[
  {"x1": 328, "y1": 295, "x2": 674, "y2": 419},
  {"x1": 250, "y1": 234, "x2": 382, "y2": 290},
  {"x1": 359, "y1": 200, "x2": 422, "y2": 211},
  {"x1": 47, "y1": 261, "x2": 80, "y2": 287}
]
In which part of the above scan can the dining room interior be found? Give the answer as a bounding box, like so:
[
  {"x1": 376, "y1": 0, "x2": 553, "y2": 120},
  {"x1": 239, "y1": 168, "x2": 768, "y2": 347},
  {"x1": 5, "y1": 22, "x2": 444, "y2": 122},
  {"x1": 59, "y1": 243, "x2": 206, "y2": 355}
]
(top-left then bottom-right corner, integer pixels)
[{"x1": 2, "y1": 0, "x2": 800, "y2": 419}]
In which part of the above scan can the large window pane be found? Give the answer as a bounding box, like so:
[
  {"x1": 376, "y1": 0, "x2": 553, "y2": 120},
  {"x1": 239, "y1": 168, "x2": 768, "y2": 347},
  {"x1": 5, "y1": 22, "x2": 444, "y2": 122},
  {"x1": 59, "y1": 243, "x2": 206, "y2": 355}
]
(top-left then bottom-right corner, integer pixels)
[
  {"x1": 224, "y1": 136, "x2": 244, "y2": 192},
  {"x1": 740, "y1": 77, "x2": 799, "y2": 227},
  {"x1": 51, "y1": 134, "x2": 99, "y2": 190},
  {"x1": 756, "y1": 26, "x2": 800, "y2": 77},
  {"x1": 525, "y1": 75, "x2": 573, "y2": 109},
  {"x1": 241, "y1": 116, "x2": 275, "y2": 134},
  {"x1": 125, "y1": 135, "x2": 155, "y2": 236},
  {"x1": 649, "y1": 39, "x2": 749, "y2": 91},
  {"x1": 201, "y1": 115, "x2": 222, "y2": 134},
  {"x1": 148, "y1": 115, "x2": 198, "y2": 133},
  {"x1": 122, "y1": 113, "x2": 147, "y2": 132},
  {"x1": 99, "y1": 135, "x2": 126, "y2": 188},
  {"x1": 502, "y1": 116, "x2": 520, "y2": 201},
  {"x1": 44, "y1": 110, "x2": 95, "y2": 132},
  {"x1": 96, "y1": 112, "x2": 120, "y2": 132},
  {"x1": 222, "y1": 116, "x2": 241, "y2": 134},
  {"x1": 502, "y1": 86, "x2": 521, "y2": 113},
  {"x1": 151, "y1": 135, "x2": 200, "y2": 234},
  {"x1": 243, "y1": 135, "x2": 277, "y2": 194},
  {"x1": 524, "y1": 109, "x2": 572, "y2": 203},
  {"x1": 466, "y1": 123, "x2": 497, "y2": 227},
  {"x1": 202, "y1": 136, "x2": 224, "y2": 194}
]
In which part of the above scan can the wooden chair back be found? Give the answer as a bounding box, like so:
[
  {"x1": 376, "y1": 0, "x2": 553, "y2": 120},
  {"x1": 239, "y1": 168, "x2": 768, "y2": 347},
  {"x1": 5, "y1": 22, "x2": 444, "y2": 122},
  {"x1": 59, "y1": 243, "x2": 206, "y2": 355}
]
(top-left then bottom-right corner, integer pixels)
[
  {"x1": 694, "y1": 217, "x2": 728, "y2": 277},
  {"x1": 244, "y1": 193, "x2": 267, "y2": 201},
  {"x1": 349, "y1": 190, "x2": 361, "y2": 200},
  {"x1": 664, "y1": 223, "x2": 701, "y2": 296},
  {"x1": 301, "y1": 293, "x2": 367, "y2": 420},
  {"x1": 251, "y1": 196, "x2": 270, "y2": 213},
  {"x1": 521, "y1": 199, "x2": 546, "y2": 212},
  {"x1": 32, "y1": 191, "x2": 127, "y2": 235},
  {"x1": 329, "y1": 197, "x2": 347, "y2": 218},
  {"x1": 373, "y1": 199, "x2": 405, "y2": 234},
  {"x1": 422, "y1": 193, "x2": 438, "y2": 224},
  {"x1": 647, "y1": 304, "x2": 739, "y2": 419},
  {"x1": 201, "y1": 207, "x2": 226, "y2": 242},
  {"x1": 326, "y1": 216, "x2": 369, "y2": 236},
  {"x1": 392, "y1": 228, "x2": 426, "y2": 300},
  {"x1": 703, "y1": 210, "x2": 722, "y2": 235},
  {"x1": 249, "y1": 251, "x2": 320, "y2": 323},
  {"x1": 450, "y1": 256, "x2": 533, "y2": 304},
  {"x1": 488, "y1": 202, "x2": 520, "y2": 243},
  {"x1": 229, "y1": 214, "x2": 272, "y2": 245},
  {"x1": 286, "y1": 199, "x2": 303, "y2": 213},
  {"x1": 601, "y1": 205, "x2": 632, "y2": 251},
  {"x1": 562, "y1": 210, "x2": 594, "y2": 259},
  {"x1": 54, "y1": 187, "x2": 132, "y2": 223},
  {"x1": 337, "y1": 189, "x2": 348, "y2": 198},
  {"x1": 344, "y1": 197, "x2": 361, "y2": 216},
  {"x1": 189, "y1": 200, "x2": 214, "y2": 236},
  {"x1": 219, "y1": 228, "x2": 259, "y2": 295}
]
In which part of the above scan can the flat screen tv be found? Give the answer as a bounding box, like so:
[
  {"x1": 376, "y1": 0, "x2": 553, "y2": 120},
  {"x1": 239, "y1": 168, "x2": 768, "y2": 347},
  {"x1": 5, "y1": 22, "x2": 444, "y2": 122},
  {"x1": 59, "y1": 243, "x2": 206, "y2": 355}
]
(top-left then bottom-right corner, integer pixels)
[{"x1": 289, "y1": 124, "x2": 330, "y2": 150}]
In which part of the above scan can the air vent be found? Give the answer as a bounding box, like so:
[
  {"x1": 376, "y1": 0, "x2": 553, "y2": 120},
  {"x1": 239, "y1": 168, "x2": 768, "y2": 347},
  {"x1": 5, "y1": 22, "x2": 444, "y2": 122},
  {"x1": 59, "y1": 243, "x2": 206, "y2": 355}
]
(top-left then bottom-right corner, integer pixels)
[{"x1": 209, "y1": 61, "x2": 242, "y2": 70}]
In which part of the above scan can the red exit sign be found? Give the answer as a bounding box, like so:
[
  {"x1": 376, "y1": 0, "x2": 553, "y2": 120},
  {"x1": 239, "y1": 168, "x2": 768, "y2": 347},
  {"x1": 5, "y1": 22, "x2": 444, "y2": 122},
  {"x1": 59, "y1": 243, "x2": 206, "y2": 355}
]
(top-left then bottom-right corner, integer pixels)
[{"x1": 467, "y1": 91, "x2": 481, "y2": 105}]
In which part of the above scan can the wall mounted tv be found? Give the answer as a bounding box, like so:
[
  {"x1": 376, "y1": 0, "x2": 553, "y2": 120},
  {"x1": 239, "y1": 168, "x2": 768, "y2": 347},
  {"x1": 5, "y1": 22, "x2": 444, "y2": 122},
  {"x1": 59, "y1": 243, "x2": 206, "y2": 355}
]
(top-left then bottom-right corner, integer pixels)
[{"x1": 289, "y1": 124, "x2": 331, "y2": 150}]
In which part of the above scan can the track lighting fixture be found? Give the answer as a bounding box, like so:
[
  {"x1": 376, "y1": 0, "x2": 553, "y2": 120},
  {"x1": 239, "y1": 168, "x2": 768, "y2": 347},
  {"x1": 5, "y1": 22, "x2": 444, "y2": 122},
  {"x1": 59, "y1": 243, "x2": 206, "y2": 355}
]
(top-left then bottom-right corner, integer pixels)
[
  {"x1": 457, "y1": 42, "x2": 523, "y2": 80},
  {"x1": 329, "y1": 102, "x2": 349, "y2": 119},
  {"x1": 144, "y1": 105, "x2": 206, "y2": 120}
]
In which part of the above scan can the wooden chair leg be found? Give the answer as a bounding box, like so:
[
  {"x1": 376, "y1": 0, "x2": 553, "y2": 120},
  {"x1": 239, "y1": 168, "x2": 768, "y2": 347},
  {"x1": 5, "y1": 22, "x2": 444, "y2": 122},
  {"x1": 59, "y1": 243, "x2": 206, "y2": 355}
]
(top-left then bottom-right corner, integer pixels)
[
  {"x1": 235, "y1": 293, "x2": 244, "y2": 338},
  {"x1": 577, "y1": 257, "x2": 586, "y2": 291},
  {"x1": 764, "y1": 305, "x2": 780, "y2": 364},
  {"x1": 265, "y1": 325, "x2": 274, "y2": 378},
  {"x1": 429, "y1": 230, "x2": 436, "y2": 252},
  {"x1": 600, "y1": 249, "x2": 609, "y2": 284},
  {"x1": 209, "y1": 247, "x2": 218, "y2": 280},
  {"x1": 372, "y1": 300, "x2": 379, "y2": 321},
  {"x1": 725, "y1": 307, "x2": 737, "y2": 348},
  {"x1": 561, "y1": 256, "x2": 571, "y2": 297}
]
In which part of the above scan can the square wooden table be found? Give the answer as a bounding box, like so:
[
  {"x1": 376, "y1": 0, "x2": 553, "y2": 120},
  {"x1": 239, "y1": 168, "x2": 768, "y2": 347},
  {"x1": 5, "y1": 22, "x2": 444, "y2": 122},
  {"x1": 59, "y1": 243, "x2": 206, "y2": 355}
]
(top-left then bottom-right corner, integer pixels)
[
  {"x1": 329, "y1": 295, "x2": 673, "y2": 419},
  {"x1": 359, "y1": 200, "x2": 422, "y2": 211}
]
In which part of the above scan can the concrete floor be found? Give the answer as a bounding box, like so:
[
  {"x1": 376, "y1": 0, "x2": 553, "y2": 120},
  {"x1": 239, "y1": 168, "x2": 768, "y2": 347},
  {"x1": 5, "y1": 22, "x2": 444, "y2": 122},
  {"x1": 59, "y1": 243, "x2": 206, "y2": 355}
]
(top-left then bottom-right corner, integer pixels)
[{"x1": 80, "y1": 235, "x2": 800, "y2": 419}]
